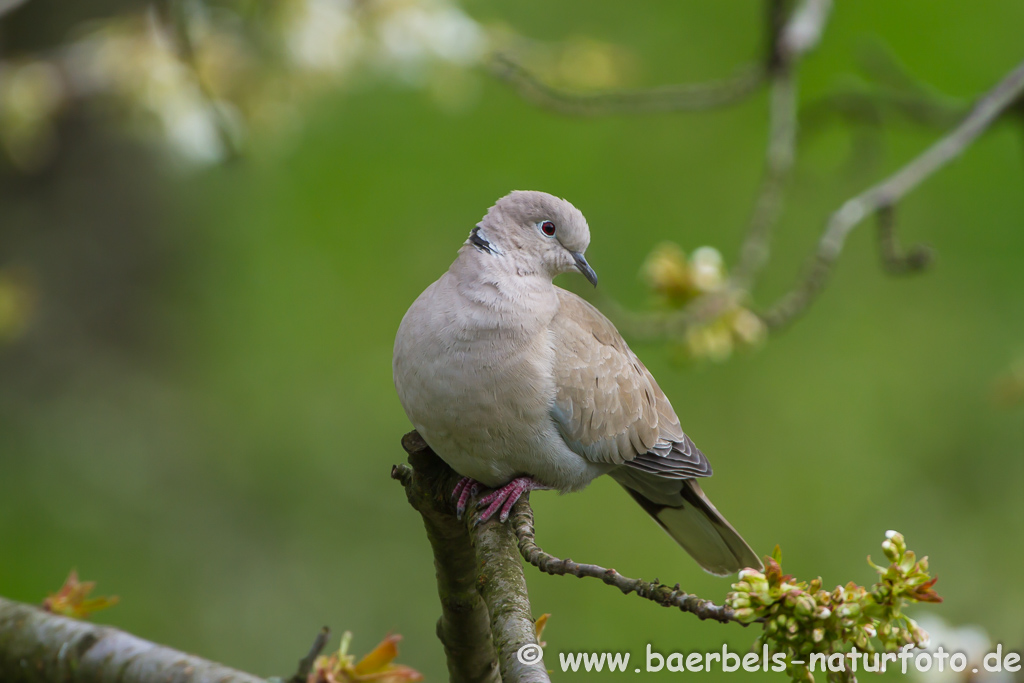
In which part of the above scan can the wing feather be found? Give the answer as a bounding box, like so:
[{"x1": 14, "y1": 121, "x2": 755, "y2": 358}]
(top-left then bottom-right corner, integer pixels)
[{"x1": 550, "y1": 288, "x2": 712, "y2": 479}]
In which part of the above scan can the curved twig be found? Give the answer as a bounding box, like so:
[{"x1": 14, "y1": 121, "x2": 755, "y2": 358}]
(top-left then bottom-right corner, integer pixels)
[
  {"x1": 509, "y1": 494, "x2": 736, "y2": 624},
  {"x1": 876, "y1": 205, "x2": 934, "y2": 275}
]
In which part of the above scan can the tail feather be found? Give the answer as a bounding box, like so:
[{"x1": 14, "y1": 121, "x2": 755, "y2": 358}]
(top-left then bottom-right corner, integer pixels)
[{"x1": 611, "y1": 469, "x2": 762, "y2": 576}]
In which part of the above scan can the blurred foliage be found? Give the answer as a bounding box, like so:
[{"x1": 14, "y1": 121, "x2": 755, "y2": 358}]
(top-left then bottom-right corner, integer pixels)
[
  {"x1": 2, "y1": 0, "x2": 1024, "y2": 681},
  {"x1": 642, "y1": 242, "x2": 766, "y2": 360},
  {"x1": 41, "y1": 569, "x2": 119, "y2": 619},
  {"x1": 308, "y1": 632, "x2": 423, "y2": 683},
  {"x1": 0, "y1": 0, "x2": 633, "y2": 168}
]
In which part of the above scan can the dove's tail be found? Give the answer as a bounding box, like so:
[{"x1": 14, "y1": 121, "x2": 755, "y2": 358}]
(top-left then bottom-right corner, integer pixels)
[{"x1": 610, "y1": 469, "x2": 762, "y2": 576}]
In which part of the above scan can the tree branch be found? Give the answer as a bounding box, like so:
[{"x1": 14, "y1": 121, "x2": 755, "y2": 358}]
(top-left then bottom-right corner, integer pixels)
[
  {"x1": 396, "y1": 431, "x2": 552, "y2": 683},
  {"x1": 0, "y1": 597, "x2": 266, "y2": 683},
  {"x1": 393, "y1": 432, "x2": 503, "y2": 683},
  {"x1": 288, "y1": 627, "x2": 330, "y2": 683},
  {"x1": 490, "y1": 52, "x2": 765, "y2": 117},
  {"x1": 760, "y1": 57, "x2": 1024, "y2": 329}
]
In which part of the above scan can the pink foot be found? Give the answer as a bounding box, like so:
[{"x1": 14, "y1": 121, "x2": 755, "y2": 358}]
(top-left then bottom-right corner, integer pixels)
[
  {"x1": 476, "y1": 476, "x2": 549, "y2": 524},
  {"x1": 452, "y1": 477, "x2": 481, "y2": 520}
]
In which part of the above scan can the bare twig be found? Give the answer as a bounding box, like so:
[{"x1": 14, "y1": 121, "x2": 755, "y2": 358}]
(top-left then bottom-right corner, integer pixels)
[
  {"x1": 491, "y1": 53, "x2": 765, "y2": 117},
  {"x1": 731, "y1": 66, "x2": 797, "y2": 289},
  {"x1": 509, "y1": 496, "x2": 737, "y2": 624},
  {"x1": 0, "y1": 597, "x2": 266, "y2": 683},
  {"x1": 733, "y1": 0, "x2": 830, "y2": 288},
  {"x1": 289, "y1": 627, "x2": 330, "y2": 683},
  {"x1": 876, "y1": 205, "x2": 933, "y2": 275},
  {"x1": 761, "y1": 58, "x2": 1024, "y2": 329},
  {"x1": 803, "y1": 88, "x2": 968, "y2": 132}
]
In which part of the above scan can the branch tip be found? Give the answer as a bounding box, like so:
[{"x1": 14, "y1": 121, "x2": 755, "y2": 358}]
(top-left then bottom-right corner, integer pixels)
[{"x1": 289, "y1": 626, "x2": 331, "y2": 683}]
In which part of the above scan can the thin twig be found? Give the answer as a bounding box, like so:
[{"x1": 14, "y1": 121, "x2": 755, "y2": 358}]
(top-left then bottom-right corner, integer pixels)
[
  {"x1": 490, "y1": 53, "x2": 766, "y2": 117},
  {"x1": 760, "y1": 58, "x2": 1024, "y2": 329},
  {"x1": 289, "y1": 627, "x2": 330, "y2": 683},
  {"x1": 509, "y1": 495, "x2": 737, "y2": 624},
  {"x1": 876, "y1": 205, "x2": 933, "y2": 275},
  {"x1": 732, "y1": 67, "x2": 797, "y2": 289},
  {"x1": 733, "y1": 0, "x2": 830, "y2": 289},
  {"x1": 802, "y1": 88, "x2": 968, "y2": 132}
]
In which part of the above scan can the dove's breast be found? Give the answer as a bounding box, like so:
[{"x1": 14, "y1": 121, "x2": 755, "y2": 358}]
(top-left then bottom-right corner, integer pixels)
[{"x1": 393, "y1": 271, "x2": 608, "y2": 490}]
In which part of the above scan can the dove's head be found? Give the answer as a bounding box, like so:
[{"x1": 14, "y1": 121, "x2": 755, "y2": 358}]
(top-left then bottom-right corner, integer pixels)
[{"x1": 471, "y1": 190, "x2": 598, "y2": 287}]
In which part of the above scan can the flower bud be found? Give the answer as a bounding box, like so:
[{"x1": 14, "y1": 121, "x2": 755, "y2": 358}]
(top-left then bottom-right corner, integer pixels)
[
  {"x1": 837, "y1": 603, "x2": 861, "y2": 619},
  {"x1": 732, "y1": 607, "x2": 756, "y2": 623},
  {"x1": 689, "y1": 246, "x2": 725, "y2": 292},
  {"x1": 730, "y1": 596, "x2": 751, "y2": 609},
  {"x1": 882, "y1": 540, "x2": 900, "y2": 562},
  {"x1": 795, "y1": 596, "x2": 817, "y2": 618}
]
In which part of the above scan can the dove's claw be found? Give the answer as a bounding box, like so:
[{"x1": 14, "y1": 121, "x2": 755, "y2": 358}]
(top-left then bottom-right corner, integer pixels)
[
  {"x1": 476, "y1": 476, "x2": 549, "y2": 523},
  {"x1": 452, "y1": 477, "x2": 481, "y2": 520}
]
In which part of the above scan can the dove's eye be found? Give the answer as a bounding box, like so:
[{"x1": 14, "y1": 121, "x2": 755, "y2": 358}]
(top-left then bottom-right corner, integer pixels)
[{"x1": 540, "y1": 221, "x2": 556, "y2": 237}]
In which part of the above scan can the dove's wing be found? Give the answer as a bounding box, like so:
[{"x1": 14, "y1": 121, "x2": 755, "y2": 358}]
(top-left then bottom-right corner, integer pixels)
[{"x1": 549, "y1": 288, "x2": 711, "y2": 478}]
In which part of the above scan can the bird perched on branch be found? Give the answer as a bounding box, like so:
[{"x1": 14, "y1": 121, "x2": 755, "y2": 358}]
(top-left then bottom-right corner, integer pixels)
[{"x1": 393, "y1": 191, "x2": 761, "y2": 575}]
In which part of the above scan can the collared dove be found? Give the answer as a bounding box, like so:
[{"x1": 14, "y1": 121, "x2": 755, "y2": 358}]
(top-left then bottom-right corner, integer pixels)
[{"x1": 393, "y1": 190, "x2": 761, "y2": 575}]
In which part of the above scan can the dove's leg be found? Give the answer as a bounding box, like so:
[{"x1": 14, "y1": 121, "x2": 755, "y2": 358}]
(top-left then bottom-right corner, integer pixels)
[
  {"x1": 452, "y1": 477, "x2": 481, "y2": 520},
  {"x1": 476, "y1": 476, "x2": 552, "y2": 524}
]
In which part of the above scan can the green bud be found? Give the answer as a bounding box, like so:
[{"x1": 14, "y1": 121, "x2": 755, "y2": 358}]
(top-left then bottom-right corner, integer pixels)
[
  {"x1": 837, "y1": 603, "x2": 861, "y2": 618},
  {"x1": 738, "y1": 569, "x2": 766, "y2": 582},
  {"x1": 733, "y1": 607, "x2": 756, "y2": 623},
  {"x1": 795, "y1": 596, "x2": 816, "y2": 618},
  {"x1": 882, "y1": 540, "x2": 900, "y2": 562},
  {"x1": 885, "y1": 530, "x2": 906, "y2": 550}
]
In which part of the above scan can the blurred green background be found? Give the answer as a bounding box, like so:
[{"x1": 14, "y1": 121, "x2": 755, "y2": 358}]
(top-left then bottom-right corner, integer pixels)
[{"x1": 2, "y1": 1, "x2": 1024, "y2": 680}]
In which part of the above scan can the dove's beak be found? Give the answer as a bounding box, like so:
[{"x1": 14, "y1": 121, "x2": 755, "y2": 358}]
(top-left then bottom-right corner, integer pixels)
[{"x1": 571, "y1": 252, "x2": 598, "y2": 287}]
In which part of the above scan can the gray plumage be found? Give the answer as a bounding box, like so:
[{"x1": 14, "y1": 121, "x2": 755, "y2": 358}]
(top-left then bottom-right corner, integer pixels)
[{"x1": 393, "y1": 190, "x2": 761, "y2": 575}]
